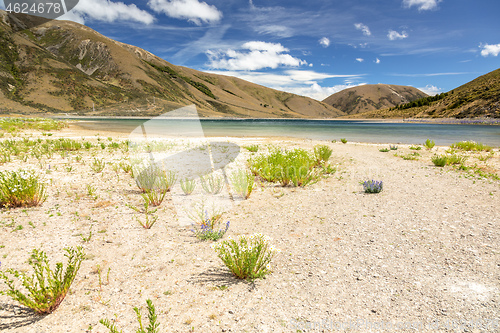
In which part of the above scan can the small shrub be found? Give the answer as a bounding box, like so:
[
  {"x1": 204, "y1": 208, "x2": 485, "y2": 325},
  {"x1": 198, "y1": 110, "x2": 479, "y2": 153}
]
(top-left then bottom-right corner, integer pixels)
[
  {"x1": 379, "y1": 148, "x2": 389, "y2": 152},
  {"x1": 362, "y1": 180, "x2": 383, "y2": 193},
  {"x1": 389, "y1": 145, "x2": 398, "y2": 150},
  {"x1": 134, "y1": 163, "x2": 175, "y2": 194},
  {"x1": 401, "y1": 152, "x2": 420, "y2": 160},
  {"x1": 340, "y1": 138, "x2": 347, "y2": 144},
  {"x1": 91, "y1": 158, "x2": 106, "y2": 173},
  {"x1": 244, "y1": 145, "x2": 259, "y2": 153},
  {"x1": 119, "y1": 161, "x2": 132, "y2": 174},
  {"x1": 83, "y1": 142, "x2": 92, "y2": 149},
  {"x1": 431, "y1": 155, "x2": 448, "y2": 167},
  {"x1": 0, "y1": 246, "x2": 85, "y2": 314},
  {"x1": 450, "y1": 141, "x2": 491, "y2": 152},
  {"x1": 424, "y1": 139, "x2": 435, "y2": 150},
  {"x1": 200, "y1": 173, "x2": 224, "y2": 194},
  {"x1": 313, "y1": 145, "x2": 333, "y2": 165},
  {"x1": 191, "y1": 215, "x2": 230, "y2": 241},
  {"x1": 0, "y1": 170, "x2": 47, "y2": 208},
  {"x1": 230, "y1": 169, "x2": 255, "y2": 199},
  {"x1": 100, "y1": 299, "x2": 160, "y2": 333},
  {"x1": 409, "y1": 145, "x2": 422, "y2": 150},
  {"x1": 180, "y1": 178, "x2": 196, "y2": 195},
  {"x1": 211, "y1": 234, "x2": 280, "y2": 280},
  {"x1": 249, "y1": 148, "x2": 320, "y2": 187},
  {"x1": 432, "y1": 154, "x2": 466, "y2": 167}
]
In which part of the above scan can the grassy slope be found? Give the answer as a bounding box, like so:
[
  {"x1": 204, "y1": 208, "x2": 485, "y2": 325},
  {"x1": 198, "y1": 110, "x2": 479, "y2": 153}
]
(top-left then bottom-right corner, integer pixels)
[
  {"x1": 322, "y1": 84, "x2": 427, "y2": 115},
  {"x1": 0, "y1": 11, "x2": 343, "y2": 118}
]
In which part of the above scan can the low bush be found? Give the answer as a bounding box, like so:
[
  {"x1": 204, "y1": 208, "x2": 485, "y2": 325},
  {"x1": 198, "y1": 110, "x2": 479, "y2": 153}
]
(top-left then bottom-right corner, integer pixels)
[
  {"x1": 0, "y1": 170, "x2": 47, "y2": 208},
  {"x1": 313, "y1": 145, "x2": 333, "y2": 165},
  {"x1": 450, "y1": 141, "x2": 491, "y2": 152},
  {"x1": 0, "y1": 246, "x2": 84, "y2": 314},
  {"x1": 212, "y1": 234, "x2": 280, "y2": 280},
  {"x1": 424, "y1": 139, "x2": 435, "y2": 150},
  {"x1": 362, "y1": 180, "x2": 383, "y2": 193},
  {"x1": 230, "y1": 169, "x2": 255, "y2": 199},
  {"x1": 200, "y1": 173, "x2": 224, "y2": 194},
  {"x1": 180, "y1": 178, "x2": 196, "y2": 195},
  {"x1": 249, "y1": 148, "x2": 320, "y2": 187}
]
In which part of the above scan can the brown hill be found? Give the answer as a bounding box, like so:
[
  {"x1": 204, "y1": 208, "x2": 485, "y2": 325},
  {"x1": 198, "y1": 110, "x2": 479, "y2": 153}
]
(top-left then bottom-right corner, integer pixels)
[
  {"x1": 0, "y1": 11, "x2": 343, "y2": 118},
  {"x1": 343, "y1": 68, "x2": 500, "y2": 119},
  {"x1": 322, "y1": 84, "x2": 427, "y2": 115}
]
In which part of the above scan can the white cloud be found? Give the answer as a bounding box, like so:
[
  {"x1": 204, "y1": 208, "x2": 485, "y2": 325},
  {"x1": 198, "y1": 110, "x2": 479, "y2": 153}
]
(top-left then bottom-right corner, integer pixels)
[
  {"x1": 319, "y1": 37, "x2": 330, "y2": 48},
  {"x1": 480, "y1": 43, "x2": 500, "y2": 57},
  {"x1": 418, "y1": 85, "x2": 441, "y2": 95},
  {"x1": 319, "y1": 37, "x2": 331, "y2": 48},
  {"x1": 148, "y1": 0, "x2": 222, "y2": 25},
  {"x1": 206, "y1": 41, "x2": 308, "y2": 71},
  {"x1": 403, "y1": 0, "x2": 440, "y2": 11},
  {"x1": 375, "y1": 58, "x2": 381, "y2": 64},
  {"x1": 206, "y1": 69, "x2": 363, "y2": 100},
  {"x1": 356, "y1": 58, "x2": 364, "y2": 62},
  {"x1": 59, "y1": 0, "x2": 155, "y2": 24},
  {"x1": 255, "y1": 25, "x2": 294, "y2": 38},
  {"x1": 388, "y1": 30, "x2": 408, "y2": 40},
  {"x1": 354, "y1": 23, "x2": 371, "y2": 36}
]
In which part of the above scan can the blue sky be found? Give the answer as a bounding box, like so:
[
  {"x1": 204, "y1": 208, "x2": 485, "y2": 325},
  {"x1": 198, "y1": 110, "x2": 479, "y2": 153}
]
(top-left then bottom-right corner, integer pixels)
[{"x1": 4, "y1": 0, "x2": 500, "y2": 100}]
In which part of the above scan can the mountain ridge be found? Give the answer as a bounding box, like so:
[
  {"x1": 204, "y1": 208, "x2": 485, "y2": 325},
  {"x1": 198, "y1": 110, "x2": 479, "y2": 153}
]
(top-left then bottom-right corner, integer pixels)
[
  {"x1": 0, "y1": 11, "x2": 344, "y2": 118},
  {"x1": 322, "y1": 84, "x2": 427, "y2": 115}
]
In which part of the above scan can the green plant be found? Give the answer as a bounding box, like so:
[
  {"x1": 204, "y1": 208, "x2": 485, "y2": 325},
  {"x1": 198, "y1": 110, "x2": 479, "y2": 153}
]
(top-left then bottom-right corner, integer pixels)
[
  {"x1": 379, "y1": 148, "x2": 389, "y2": 152},
  {"x1": 249, "y1": 148, "x2": 320, "y2": 187},
  {"x1": 244, "y1": 145, "x2": 259, "y2": 153},
  {"x1": 129, "y1": 195, "x2": 159, "y2": 229},
  {"x1": 134, "y1": 163, "x2": 176, "y2": 195},
  {"x1": 0, "y1": 170, "x2": 47, "y2": 208},
  {"x1": 313, "y1": 145, "x2": 333, "y2": 165},
  {"x1": 180, "y1": 178, "x2": 196, "y2": 195},
  {"x1": 100, "y1": 299, "x2": 160, "y2": 333},
  {"x1": 409, "y1": 145, "x2": 422, "y2": 150},
  {"x1": 431, "y1": 155, "x2": 448, "y2": 167},
  {"x1": 0, "y1": 246, "x2": 84, "y2": 314},
  {"x1": 389, "y1": 145, "x2": 398, "y2": 150},
  {"x1": 230, "y1": 169, "x2": 255, "y2": 199},
  {"x1": 200, "y1": 173, "x2": 224, "y2": 194},
  {"x1": 340, "y1": 138, "x2": 347, "y2": 144},
  {"x1": 212, "y1": 234, "x2": 280, "y2": 280},
  {"x1": 91, "y1": 158, "x2": 106, "y2": 173},
  {"x1": 362, "y1": 180, "x2": 383, "y2": 193},
  {"x1": 86, "y1": 184, "x2": 98, "y2": 200},
  {"x1": 432, "y1": 154, "x2": 466, "y2": 167},
  {"x1": 119, "y1": 161, "x2": 132, "y2": 173},
  {"x1": 424, "y1": 139, "x2": 435, "y2": 150},
  {"x1": 450, "y1": 141, "x2": 491, "y2": 152},
  {"x1": 191, "y1": 211, "x2": 230, "y2": 241}
]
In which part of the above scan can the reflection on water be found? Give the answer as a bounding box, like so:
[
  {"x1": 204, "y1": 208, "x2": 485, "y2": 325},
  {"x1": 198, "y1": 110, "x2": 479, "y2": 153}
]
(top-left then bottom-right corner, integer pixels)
[{"x1": 74, "y1": 118, "x2": 500, "y2": 146}]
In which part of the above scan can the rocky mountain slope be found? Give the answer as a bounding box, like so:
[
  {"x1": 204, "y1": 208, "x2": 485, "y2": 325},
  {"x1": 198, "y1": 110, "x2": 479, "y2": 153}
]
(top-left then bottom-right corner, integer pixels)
[{"x1": 0, "y1": 10, "x2": 343, "y2": 118}]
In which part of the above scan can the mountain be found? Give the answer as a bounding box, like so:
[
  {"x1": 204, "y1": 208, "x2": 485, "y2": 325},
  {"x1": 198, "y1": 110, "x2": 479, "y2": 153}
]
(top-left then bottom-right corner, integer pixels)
[
  {"x1": 322, "y1": 84, "x2": 427, "y2": 115},
  {"x1": 0, "y1": 11, "x2": 343, "y2": 118},
  {"x1": 343, "y1": 69, "x2": 500, "y2": 119}
]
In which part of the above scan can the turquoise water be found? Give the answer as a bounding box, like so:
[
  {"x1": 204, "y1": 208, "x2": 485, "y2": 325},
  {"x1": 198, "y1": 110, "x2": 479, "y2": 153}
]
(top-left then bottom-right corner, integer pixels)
[{"x1": 74, "y1": 118, "x2": 500, "y2": 146}]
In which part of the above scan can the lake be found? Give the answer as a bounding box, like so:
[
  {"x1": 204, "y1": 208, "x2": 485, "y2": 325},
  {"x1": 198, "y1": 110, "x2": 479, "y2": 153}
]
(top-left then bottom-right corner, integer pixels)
[{"x1": 73, "y1": 118, "x2": 500, "y2": 146}]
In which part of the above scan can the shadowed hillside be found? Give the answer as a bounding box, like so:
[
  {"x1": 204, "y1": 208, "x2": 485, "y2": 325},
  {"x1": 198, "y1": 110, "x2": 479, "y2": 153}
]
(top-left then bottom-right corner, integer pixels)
[{"x1": 0, "y1": 10, "x2": 343, "y2": 118}]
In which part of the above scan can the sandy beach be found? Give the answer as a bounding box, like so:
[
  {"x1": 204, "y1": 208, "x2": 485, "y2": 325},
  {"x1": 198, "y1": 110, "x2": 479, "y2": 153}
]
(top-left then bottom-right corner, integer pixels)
[{"x1": 0, "y1": 125, "x2": 499, "y2": 332}]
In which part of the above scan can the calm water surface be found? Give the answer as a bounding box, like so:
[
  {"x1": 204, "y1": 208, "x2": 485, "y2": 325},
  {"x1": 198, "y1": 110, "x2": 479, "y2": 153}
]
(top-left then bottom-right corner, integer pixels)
[{"x1": 74, "y1": 119, "x2": 500, "y2": 146}]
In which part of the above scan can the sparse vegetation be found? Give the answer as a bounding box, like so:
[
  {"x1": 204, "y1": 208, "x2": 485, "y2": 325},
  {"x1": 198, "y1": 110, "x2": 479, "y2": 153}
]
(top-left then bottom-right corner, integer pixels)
[
  {"x1": 230, "y1": 169, "x2": 255, "y2": 199},
  {"x1": 450, "y1": 141, "x2": 492, "y2": 152},
  {"x1": 424, "y1": 139, "x2": 435, "y2": 150},
  {"x1": 100, "y1": 299, "x2": 160, "y2": 333}
]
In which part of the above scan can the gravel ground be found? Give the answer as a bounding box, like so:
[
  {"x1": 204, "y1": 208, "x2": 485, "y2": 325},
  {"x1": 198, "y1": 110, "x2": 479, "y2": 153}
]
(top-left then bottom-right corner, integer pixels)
[{"x1": 0, "y1": 127, "x2": 499, "y2": 332}]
